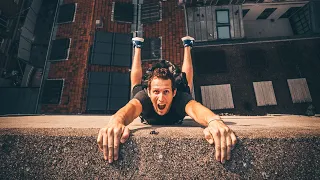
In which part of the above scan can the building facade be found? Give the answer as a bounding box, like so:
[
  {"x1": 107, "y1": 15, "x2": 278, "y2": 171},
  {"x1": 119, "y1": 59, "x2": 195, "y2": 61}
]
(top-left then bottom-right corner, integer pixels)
[{"x1": 1, "y1": 0, "x2": 319, "y2": 115}]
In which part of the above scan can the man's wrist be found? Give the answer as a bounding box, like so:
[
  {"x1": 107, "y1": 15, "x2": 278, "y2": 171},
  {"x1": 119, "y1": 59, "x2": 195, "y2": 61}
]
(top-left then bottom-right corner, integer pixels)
[{"x1": 207, "y1": 117, "x2": 223, "y2": 126}]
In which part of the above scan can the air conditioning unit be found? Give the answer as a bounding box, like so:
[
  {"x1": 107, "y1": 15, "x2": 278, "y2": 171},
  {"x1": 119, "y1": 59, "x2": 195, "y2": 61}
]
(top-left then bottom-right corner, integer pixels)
[{"x1": 95, "y1": 19, "x2": 103, "y2": 28}]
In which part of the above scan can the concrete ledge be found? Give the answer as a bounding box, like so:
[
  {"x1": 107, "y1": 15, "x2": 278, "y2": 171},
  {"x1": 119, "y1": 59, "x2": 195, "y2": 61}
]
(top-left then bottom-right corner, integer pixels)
[{"x1": 1, "y1": 115, "x2": 320, "y2": 179}]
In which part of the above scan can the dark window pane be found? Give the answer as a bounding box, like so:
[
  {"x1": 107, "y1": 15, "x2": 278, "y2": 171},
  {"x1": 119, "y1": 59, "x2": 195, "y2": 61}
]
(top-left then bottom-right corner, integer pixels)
[
  {"x1": 113, "y1": 2, "x2": 134, "y2": 23},
  {"x1": 87, "y1": 97, "x2": 107, "y2": 111},
  {"x1": 91, "y1": 53, "x2": 111, "y2": 65},
  {"x1": 95, "y1": 31, "x2": 113, "y2": 43},
  {"x1": 57, "y1": 3, "x2": 76, "y2": 23},
  {"x1": 142, "y1": 37, "x2": 162, "y2": 61},
  {"x1": 141, "y1": 2, "x2": 161, "y2": 24},
  {"x1": 243, "y1": 9, "x2": 249, "y2": 18},
  {"x1": 88, "y1": 84, "x2": 109, "y2": 98},
  {"x1": 257, "y1": 8, "x2": 277, "y2": 19},
  {"x1": 49, "y1": 38, "x2": 70, "y2": 60},
  {"x1": 41, "y1": 80, "x2": 63, "y2": 104},
  {"x1": 279, "y1": 7, "x2": 300, "y2": 18},
  {"x1": 89, "y1": 72, "x2": 110, "y2": 84}
]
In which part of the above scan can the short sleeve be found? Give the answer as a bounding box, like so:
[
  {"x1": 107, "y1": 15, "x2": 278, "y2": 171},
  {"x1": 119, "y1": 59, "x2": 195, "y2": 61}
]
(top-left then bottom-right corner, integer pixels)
[
  {"x1": 172, "y1": 91, "x2": 193, "y2": 115},
  {"x1": 133, "y1": 89, "x2": 152, "y2": 111}
]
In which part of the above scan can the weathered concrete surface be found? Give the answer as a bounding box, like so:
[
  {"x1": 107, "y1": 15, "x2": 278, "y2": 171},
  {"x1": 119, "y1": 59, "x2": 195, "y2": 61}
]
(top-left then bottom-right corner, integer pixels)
[{"x1": 1, "y1": 115, "x2": 320, "y2": 179}]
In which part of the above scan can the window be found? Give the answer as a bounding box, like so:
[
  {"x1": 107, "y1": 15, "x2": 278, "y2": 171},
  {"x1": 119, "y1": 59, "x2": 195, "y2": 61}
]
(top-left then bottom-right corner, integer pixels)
[
  {"x1": 200, "y1": 84, "x2": 234, "y2": 110},
  {"x1": 41, "y1": 79, "x2": 64, "y2": 104},
  {"x1": 287, "y1": 78, "x2": 312, "y2": 103},
  {"x1": 86, "y1": 72, "x2": 130, "y2": 113},
  {"x1": 142, "y1": 37, "x2": 162, "y2": 61},
  {"x1": 141, "y1": 2, "x2": 162, "y2": 24},
  {"x1": 112, "y1": 2, "x2": 134, "y2": 23},
  {"x1": 216, "y1": 10, "x2": 230, "y2": 39},
  {"x1": 49, "y1": 38, "x2": 71, "y2": 61},
  {"x1": 193, "y1": 50, "x2": 227, "y2": 74},
  {"x1": 289, "y1": 5, "x2": 311, "y2": 35},
  {"x1": 253, "y1": 81, "x2": 277, "y2": 106},
  {"x1": 57, "y1": 3, "x2": 77, "y2": 24},
  {"x1": 257, "y1": 8, "x2": 277, "y2": 20},
  {"x1": 90, "y1": 32, "x2": 132, "y2": 66},
  {"x1": 242, "y1": 9, "x2": 249, "y2": 18},
  {"x1": 279, "y1": 7, "x2": 300, "y2": 19}
]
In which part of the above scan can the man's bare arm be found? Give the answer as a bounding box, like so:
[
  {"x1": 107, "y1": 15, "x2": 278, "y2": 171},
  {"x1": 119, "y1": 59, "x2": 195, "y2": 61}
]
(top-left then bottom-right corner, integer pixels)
[
  {"x1": 112, "y1": 99, "x2": 143, "y2": 125},
  {"x1": 97, "y1": 99, "x2": 142, "y2": 163},
  {"x1": 185, "y1": 100, "x2": 221, "y2": 126},
  {"x1": 185, "y1": 100, "x2": 237, "y2": 163}
]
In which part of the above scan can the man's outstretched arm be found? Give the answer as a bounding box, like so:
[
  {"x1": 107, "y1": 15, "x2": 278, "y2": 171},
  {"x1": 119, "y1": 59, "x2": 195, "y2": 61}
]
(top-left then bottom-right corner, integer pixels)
[
  {"x1": 97, "y1": 99, "x2": 142, "y2": 163},
  {"x1": 185, "y1": 100, "x2": 237, "y2": 164}
]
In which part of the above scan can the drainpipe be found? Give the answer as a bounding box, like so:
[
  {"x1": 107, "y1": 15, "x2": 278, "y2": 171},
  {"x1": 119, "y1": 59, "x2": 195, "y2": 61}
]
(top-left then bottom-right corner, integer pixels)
[{"x1": 34, "y1": 0, "x2": 60, "y2": 114}]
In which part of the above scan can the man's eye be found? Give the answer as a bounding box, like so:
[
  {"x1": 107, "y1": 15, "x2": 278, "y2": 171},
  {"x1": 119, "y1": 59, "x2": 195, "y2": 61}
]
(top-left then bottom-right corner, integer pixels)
[
  {"x1": 153, "y1": 90, "x2": 159, "y2": 94},
  {"x1": 164, "y1": 90, "x2": 169, "y2": 94}
]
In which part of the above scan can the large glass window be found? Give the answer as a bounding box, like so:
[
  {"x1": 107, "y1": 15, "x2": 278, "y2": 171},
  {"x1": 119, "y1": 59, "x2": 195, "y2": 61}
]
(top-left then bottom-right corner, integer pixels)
[{"x1": 216, "y1": 10, "x2": 230, "y2": 39}]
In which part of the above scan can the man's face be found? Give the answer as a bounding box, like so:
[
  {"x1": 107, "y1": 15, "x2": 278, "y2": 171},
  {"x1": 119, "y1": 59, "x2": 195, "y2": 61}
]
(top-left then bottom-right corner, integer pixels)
[{"x1": 148, "y1": 77, "x2": 177, "y2": 116}]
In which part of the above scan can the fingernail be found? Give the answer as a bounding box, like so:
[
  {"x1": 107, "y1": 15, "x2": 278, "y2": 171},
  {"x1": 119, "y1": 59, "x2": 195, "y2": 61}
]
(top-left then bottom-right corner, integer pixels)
[
  {"x1": 114, "y1": 156, "x2": 118, "y2": 161},
  {"x1": 109, "y1": 159, "x2": 112, "y2": 163},
  {"x1": 104, "y1": 156, "x2": 107, "y2": 161},
  {"x1": 222, "y1": 160, "x2": 225, "y2": 164}
]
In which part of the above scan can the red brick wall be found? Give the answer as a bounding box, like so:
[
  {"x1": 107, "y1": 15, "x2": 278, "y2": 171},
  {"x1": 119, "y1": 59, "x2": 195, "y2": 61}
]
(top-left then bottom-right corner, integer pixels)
[
  {"x1": 142, "y1": 0, "x2": 186, "y2": 69},
  {"x1": 41, "y1": 0, "x2": 95, "y2": 114},
  {"x1": 42, "y1": 0, "x2": 186, "y2": 114}
]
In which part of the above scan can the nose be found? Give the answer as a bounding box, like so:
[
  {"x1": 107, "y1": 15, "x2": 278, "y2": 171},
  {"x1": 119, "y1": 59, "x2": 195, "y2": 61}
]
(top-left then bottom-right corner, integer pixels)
[{"x1": 158, "y1": 93, "x2": 164, "y2": 102}]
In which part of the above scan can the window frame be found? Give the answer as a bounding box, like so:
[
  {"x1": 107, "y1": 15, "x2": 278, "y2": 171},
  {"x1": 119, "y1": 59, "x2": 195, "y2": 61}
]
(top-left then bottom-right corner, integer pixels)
[
  {"x1": 215, "y1": 10, "x2": 231, "y2": 40},
  {"x1": 41, "y1": 79, "x2": 65, "y2": 105}
]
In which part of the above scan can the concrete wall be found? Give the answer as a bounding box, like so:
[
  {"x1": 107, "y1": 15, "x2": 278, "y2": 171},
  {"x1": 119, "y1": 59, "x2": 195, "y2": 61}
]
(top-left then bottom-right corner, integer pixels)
[
  {"x1": 242, "y1": 2, "x2": 307, "y2": 20},
  {"x1": 243, "y1": 19, "x2": 293, "y2": 38},
  {"x1": 242, "y1": 2, "x2": 307, "y2": 38},
  {"x1": 0, "y1": 116, "x2": 320, "y2": 179}
]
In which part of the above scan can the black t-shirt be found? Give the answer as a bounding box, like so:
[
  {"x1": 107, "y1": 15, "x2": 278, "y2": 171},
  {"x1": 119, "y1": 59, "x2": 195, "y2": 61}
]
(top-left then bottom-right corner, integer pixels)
[{"x1": 133, "y1": 89, "x2": 193, "y2": 125}]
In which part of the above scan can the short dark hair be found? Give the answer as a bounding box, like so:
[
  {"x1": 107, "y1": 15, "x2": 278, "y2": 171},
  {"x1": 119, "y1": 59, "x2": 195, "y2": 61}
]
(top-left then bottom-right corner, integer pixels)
[{"x1": 147, "y1": 68, "x2": 176, "y2": 91}]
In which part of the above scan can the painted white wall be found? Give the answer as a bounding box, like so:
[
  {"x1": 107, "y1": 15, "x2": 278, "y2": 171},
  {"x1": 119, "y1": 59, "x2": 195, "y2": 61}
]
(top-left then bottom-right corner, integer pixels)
[
  {"x1": 242, "y1": 2, "x2": 308, "y2": 38},
  {"x1": 244, "y1": 18, "x2": 293, "y2": 38},
  {"x1": 243, "y1": 2, "x2": 307, "y2": 20}
]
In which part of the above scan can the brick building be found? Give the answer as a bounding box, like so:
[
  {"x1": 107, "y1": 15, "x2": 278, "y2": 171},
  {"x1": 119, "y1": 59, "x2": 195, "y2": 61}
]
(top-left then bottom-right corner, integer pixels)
[{"x1": 1, "y1": 0, "x2": 320, "y2": 115}]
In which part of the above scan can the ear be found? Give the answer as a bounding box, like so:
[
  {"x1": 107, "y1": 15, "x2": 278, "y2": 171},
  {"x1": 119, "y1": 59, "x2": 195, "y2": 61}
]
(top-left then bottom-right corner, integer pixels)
[
  {"x1": 173, "y1": 89, "x2": 177, "y2": 97},
  {"x1": 147, "y1": 88, "x2": 151, "y2": 97}
]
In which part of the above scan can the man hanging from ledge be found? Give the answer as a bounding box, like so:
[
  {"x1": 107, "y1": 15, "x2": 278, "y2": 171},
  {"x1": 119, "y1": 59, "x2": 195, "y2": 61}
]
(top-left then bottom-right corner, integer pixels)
[{"x1": 97, "y1": 36, "x2": 237, "y2": 164}]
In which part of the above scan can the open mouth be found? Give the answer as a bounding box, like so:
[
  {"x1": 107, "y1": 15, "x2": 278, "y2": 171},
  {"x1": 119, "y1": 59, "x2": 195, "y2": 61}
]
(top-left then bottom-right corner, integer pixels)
[{"x1": 158, "y1": 104, "x2": 166, "y2": 110}]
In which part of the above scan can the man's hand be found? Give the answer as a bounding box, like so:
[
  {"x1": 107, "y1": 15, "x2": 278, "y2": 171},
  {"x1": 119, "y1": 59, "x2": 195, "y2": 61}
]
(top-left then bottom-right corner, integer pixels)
[
  {"x1": 203, "y1": 120, "x2": 237, "y2": 164},
  {"x1": 97, "y1": 122, "x2": 130, "y2": 163}
]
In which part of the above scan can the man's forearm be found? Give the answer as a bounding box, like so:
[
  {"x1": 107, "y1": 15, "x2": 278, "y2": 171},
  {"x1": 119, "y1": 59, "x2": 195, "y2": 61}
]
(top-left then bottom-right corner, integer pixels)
[
  {"x1": 111, "y1": 99, "x2": 142, "y2": 126},
  {"x1": 185, "y1": 100, "x2": 221, "y2": 127}
]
